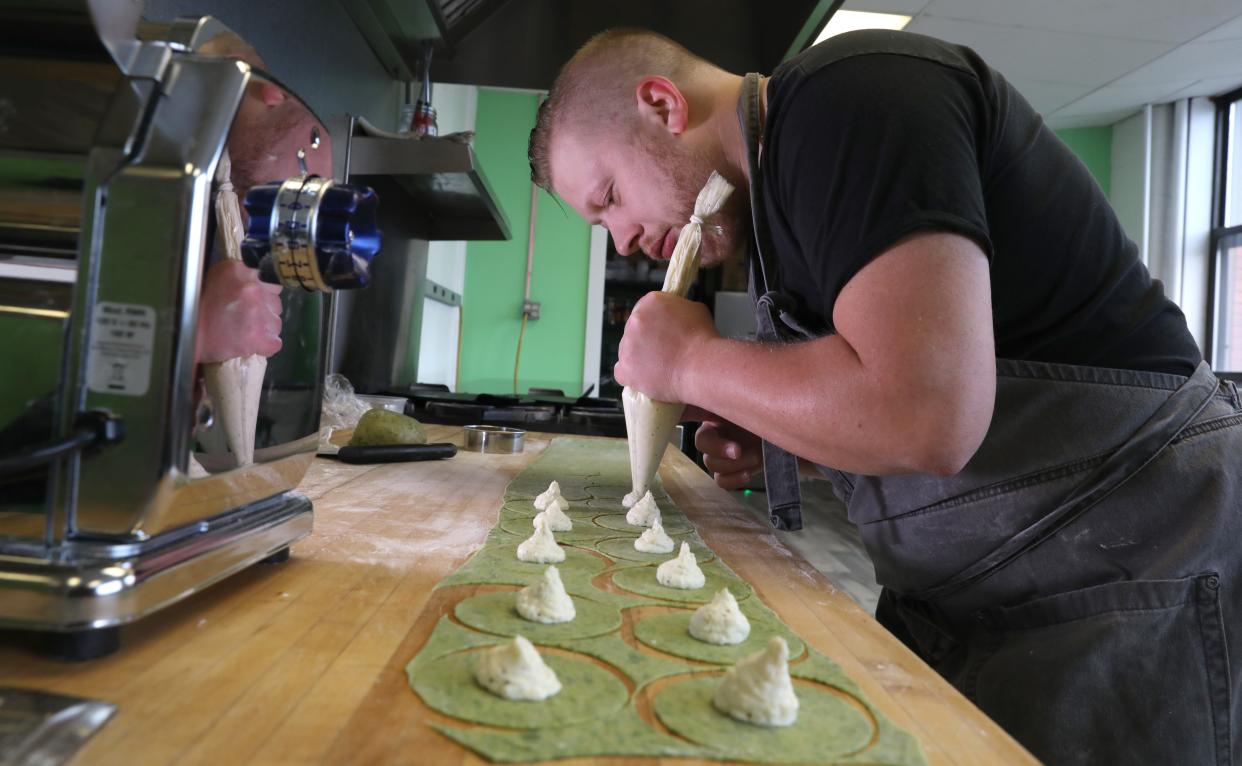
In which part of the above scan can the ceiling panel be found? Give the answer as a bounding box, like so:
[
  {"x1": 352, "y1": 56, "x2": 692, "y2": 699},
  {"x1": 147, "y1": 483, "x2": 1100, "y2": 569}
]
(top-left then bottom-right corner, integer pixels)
[
  {"x1": 1051, "y1": 82, "x2": 1190, "y2": 120},
  {"x1": 919, "y1": 0, "x2": 1242, "y2": 44},
  {"x1": 904, "y1": 15, "x2": 1174, "y2": 86},
  {"x1": 1165, "y1": 74, "x2": 1242, "y2": 101},
  {"x1": 1108, "y1": 37, "x2": 1242, "y2": 86},
  {"x1": 1048, "y1": 109, "x2": 1146, "y2": 130},
  {"x1": 1005, "y1": 78, "x2": 1093, "y2": 116},
  {"x1": 1199, "y1": 13, "x2": 1242, "y2": 41}
]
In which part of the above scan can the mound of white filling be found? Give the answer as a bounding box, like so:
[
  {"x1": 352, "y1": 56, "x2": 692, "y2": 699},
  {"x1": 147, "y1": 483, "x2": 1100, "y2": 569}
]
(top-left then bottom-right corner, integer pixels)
[
  {"x1": 625, "y1": 491, "x2": 661, "y2": 527},
  {"x1": 533, "y1": 481, "x2": 568, "y2": 513},
  {"x1": 689, "y1": 588, "x2": 750, "y2": 645},
  {"x1": 516, "y1": 566, "x2": 576, "y2": 624},
  {"x1": 634, "y1": 517, "x2": 675, "y2": 554},
  {"x1": 712, "y1": 637, "x2": 799, "y2": 726},
  {"x1": 622, "y1": 490, "x2": 640, "y2": 509},
  {"x1": 535, "y1": 503, "x2": 572, "y2": 533},
  {"x1": 656, "y1": 542, "x2": 705, "y2": 589},
  {"x1": 474, "y1": 635, "x2": 562, "y2": 701},
  {"x1": 516, "y1": 515, "x2": 565, "y2": 564}
]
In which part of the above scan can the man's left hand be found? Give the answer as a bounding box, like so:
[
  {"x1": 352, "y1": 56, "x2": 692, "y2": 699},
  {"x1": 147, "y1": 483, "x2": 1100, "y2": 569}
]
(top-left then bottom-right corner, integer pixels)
[{"x1": 614, "y1": 292, "x2": 718, "y2": 402}]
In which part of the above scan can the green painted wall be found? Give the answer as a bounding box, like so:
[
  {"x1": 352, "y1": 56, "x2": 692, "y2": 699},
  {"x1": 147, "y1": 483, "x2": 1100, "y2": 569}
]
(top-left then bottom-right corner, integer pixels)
[
  {"x1": 460, "y1": 89, "x2": 592, "y2": 395},
  {"x1": 1054, "y1": 126, "x2": 1112, "y2": 198}
]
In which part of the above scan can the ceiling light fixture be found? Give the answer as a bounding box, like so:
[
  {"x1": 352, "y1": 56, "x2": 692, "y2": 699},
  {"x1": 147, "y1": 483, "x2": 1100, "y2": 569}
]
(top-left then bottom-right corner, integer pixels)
[{"x1": 813, "y1": 9, "x2": 912, "y2": 45}]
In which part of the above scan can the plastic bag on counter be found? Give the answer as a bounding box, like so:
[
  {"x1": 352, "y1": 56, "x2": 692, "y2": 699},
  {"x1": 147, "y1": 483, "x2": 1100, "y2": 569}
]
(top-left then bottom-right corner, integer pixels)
[{"x1": 319, "y1": 373, "x2": 370, "y2": 454}]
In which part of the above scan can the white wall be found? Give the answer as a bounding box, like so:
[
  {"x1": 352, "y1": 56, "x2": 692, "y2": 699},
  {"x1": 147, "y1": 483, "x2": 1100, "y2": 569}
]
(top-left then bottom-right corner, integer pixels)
[
  {"x1": 417, "y1": 83, "x2": 478, "y2": 390},
  {"x1": 582, "y1": 226, "x2": 607, "y2": 396},
  {"x1": 1109, "y1": 99, "x2": 1216, "y2": 350},
  {"x1": 1111, "y1": 110, "x2": 1149, "y2": 260}
]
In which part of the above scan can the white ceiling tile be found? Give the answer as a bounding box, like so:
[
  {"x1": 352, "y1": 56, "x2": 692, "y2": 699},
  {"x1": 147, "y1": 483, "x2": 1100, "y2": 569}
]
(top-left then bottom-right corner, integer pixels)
[
  {"x1": 1006, "y1": 78, "x2": 1093, "y2": 115},
  {"x1": 919, "y1": 0, "x2": 1242, "y2": 44},
  {"x1": 1046, "y1": 109, "x2": 1144, "y2": 130},
  {"x1": 1051, "y1": 82, "x2": 1188, "y2": 119},
  {"x1": 1199, "y1": 13, "x2": 1242, "y2": 41},
  {"x1": 1164, "y1": 75, "x2": 1242, "y2": 101},
  {"x1": 904, "y1": 16, "x2": 1173, "y2": 86},
  {"x1": 841, "y1": 0, "x2": 931, "y2": 16},
  {"x1": 1109, "y1": 38, "x2": 1242, "y2": 86}
]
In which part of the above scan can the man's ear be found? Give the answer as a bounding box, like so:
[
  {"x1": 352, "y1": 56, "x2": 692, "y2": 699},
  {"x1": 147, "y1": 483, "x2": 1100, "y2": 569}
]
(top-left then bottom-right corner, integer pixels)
[
  {"x1": 635, "y1": 76, "x2": 689, "y2": 136},
  {"x1": 258, "y1": 82, "x2": 287, "y2": 107}
]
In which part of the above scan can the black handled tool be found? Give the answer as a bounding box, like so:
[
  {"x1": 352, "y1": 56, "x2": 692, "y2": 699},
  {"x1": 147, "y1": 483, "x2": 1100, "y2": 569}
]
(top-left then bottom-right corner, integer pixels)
[{"x1": 332, "y1": 442, "x2": 457, "y2": 464}]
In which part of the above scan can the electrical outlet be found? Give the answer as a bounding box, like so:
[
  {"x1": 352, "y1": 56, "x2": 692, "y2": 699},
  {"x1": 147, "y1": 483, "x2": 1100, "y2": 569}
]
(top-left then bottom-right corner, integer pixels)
[{"x1": 523, "y1": 300, "x2": 541, "y2": 320}]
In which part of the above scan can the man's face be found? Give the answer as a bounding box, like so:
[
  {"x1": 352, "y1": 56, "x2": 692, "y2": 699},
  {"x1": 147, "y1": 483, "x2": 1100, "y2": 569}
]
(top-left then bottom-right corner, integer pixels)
[
  {"x1": 550, "y1": 124, "x2": 746, "y2": 267},
  {"x1": 229, "y1": 79, "x2": 333, "y2": 203}
]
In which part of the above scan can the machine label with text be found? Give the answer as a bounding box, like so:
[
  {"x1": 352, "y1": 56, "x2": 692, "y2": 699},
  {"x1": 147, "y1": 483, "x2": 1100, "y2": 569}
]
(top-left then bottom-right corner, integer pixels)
[{"x1": 87, "y1": 302, "x2": 156, "y2": 396}]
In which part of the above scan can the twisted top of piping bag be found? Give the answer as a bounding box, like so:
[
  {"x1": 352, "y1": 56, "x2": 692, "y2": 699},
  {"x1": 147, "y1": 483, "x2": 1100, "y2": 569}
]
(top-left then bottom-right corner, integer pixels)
[{"x1": 661, "y1": 171, "x2": 735, "y2": 297}]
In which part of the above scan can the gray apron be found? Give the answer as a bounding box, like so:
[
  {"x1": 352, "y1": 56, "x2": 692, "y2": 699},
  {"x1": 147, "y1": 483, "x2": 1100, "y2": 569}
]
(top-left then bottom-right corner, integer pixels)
[{"x1": 739, "y1": 72, "x2": 1242, "y2": 765}]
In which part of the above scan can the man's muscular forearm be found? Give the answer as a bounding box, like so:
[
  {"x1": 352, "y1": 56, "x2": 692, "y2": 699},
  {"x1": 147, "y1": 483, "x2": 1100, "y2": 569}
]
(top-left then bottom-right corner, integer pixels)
[
  {"x1": 678, "y1": 232, "x2": 996, "y2": 477},
  {"x1": 679, "y1": 333, "x2": 987, "y2": 475}
]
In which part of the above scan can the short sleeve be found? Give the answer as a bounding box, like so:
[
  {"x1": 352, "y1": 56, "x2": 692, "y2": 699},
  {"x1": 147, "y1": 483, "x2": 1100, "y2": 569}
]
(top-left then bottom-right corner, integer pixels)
[{"x1": 764, "y1": 52, "x2": 994, "y2": 318}]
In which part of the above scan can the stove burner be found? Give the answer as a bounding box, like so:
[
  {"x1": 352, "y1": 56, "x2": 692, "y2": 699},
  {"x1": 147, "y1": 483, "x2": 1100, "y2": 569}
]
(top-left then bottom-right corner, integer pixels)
[
  {"x1": 484, "y1": 405, "x2": 555, "y2": 424},
  {"x1": 400, "y1": 388, "x2": 628, "y2": 438},
  {"x1": 566, "y1": 407, "x2": 626, "y2": 427}
]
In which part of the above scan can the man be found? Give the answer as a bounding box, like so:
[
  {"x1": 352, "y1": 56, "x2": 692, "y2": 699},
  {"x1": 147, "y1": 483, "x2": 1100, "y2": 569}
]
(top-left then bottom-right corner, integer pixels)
[
  {"x1": 530, "y1": 28, "x2": 1242, "y2": 764},
  {"x1": 197, "y1": 35, "x2": 333, "y2": 372}
]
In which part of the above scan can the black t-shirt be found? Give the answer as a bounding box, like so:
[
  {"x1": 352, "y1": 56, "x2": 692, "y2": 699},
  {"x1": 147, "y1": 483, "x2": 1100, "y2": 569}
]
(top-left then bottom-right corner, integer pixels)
[{"x1": 760, "y1": 30, "x2": 1201, "y2": 376}]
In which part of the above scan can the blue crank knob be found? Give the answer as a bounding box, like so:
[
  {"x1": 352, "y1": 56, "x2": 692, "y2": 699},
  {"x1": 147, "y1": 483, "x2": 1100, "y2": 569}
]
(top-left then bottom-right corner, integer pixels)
[{"x1": 240, "y1": 176, "x2": 381, "y2": 292}]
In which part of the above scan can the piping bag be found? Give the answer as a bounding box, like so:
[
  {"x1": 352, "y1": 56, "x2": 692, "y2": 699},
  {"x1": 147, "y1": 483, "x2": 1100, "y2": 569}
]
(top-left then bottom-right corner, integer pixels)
[
  {"x1": 622, "y1": 171, "x2": 735, "y2": 507},
  {"x1": 202, "y1": 150, "x2": 267, "y2": 467}
]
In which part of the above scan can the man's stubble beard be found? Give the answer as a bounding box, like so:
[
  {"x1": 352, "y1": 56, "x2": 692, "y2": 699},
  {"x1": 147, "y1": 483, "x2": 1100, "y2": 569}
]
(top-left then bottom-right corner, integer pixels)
[{"x1": 654, "y1": 140, "x2": 748, "y2": 269}]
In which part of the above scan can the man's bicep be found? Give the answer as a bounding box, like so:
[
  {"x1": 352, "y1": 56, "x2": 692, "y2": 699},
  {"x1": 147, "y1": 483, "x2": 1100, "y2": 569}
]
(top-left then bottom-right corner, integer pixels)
[{"x1": 832, "y1": 231, "x2": 994, "y2": 388}]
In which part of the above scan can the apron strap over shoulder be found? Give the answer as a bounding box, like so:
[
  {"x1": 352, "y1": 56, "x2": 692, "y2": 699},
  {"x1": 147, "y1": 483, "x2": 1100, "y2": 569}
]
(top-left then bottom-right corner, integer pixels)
[
  {"x1": 916, "y1": 360, "x2": 1222, "y2": 601},
  {"x1": 739, "y1": 71, "x2": 805, "y2": 531}
]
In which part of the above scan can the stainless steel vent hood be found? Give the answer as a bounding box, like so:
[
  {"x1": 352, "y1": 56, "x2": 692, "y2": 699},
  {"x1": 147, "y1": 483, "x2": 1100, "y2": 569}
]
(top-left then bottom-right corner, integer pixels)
[{"x1": 342, "y1": 0, "x2": 837, "y2": 89}]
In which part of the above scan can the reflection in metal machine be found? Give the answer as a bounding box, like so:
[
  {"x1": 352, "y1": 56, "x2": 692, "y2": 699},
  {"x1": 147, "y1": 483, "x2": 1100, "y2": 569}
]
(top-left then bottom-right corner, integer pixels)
[{"x1": 0, "y1": 2, "x2": 381, "y2": 659}]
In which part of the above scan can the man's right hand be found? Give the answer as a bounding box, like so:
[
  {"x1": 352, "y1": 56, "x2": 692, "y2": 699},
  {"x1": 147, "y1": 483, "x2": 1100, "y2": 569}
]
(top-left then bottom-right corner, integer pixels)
[
  {"x1": 684, "y1": 407, "x2": 763, "y2": 490},
  {"x1": 195, "y1": 259, "x2": 283, "y2": 365}
]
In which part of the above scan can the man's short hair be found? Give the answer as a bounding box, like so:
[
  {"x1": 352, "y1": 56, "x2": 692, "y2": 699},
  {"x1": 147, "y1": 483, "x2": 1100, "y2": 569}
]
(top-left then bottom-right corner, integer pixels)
[{"x1": 529, "y1": 28, "x2": 713, "y2": 192}]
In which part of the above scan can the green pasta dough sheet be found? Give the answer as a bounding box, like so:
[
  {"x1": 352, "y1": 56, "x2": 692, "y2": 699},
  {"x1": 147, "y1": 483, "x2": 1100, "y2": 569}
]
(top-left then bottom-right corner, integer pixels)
[
  {"x1": 632, "y1": 610, "x2": 805, "y2": 665},
  {"x1": 653, "y1": 676, "x2": 875, "y2": 763},
  {"x1": 611, "y1": 564, "x2": 754, "y2": 604},
  {"x1": 454, "y1": 591, "x2": 622, "y2": 641},
  {"x1": 406, "y1": 437, "x2": 926, "y2": 766},
  {"x1": 411, "y1": 649, "x2": 628, "y2": 729}
]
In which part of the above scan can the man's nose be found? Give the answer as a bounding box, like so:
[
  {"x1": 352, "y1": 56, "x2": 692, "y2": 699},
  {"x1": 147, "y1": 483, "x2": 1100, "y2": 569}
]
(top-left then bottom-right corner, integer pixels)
[{"x1": 610, "y1": 221, "x2": 641, "y2": 256}]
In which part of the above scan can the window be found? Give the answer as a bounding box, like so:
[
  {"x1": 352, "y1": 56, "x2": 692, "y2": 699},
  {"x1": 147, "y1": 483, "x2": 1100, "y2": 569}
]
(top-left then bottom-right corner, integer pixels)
[{"x1": 1209, "y1": 87, "x2": 1242, "y2": 372}]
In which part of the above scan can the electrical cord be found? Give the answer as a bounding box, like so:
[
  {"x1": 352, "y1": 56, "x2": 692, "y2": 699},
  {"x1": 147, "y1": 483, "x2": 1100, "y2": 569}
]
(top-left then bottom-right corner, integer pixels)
[
  {"x1": 513, "y1": 312, "x2": 528, "y2": 395},
  {"x1": 455, "y1": 303, "x2": 465, "y2": 392},
  {"x1": 0, "y1": 411, "x2": 124, "y2": 476},
  {"x1": 514, "y1": 174, "x2": 540, "y2": 395}
]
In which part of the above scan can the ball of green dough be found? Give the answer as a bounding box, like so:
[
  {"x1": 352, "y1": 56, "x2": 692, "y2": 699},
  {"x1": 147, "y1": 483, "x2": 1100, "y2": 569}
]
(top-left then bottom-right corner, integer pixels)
[{"x1": 348, "y1": 408, "x2": 427, "y2": 446}]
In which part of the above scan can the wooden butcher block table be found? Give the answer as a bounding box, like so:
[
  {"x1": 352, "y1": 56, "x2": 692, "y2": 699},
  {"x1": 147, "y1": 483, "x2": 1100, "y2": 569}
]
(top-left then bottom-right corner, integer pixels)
[{"x1": 0, "y1": 427, "x2": 1037, "y2": 765}]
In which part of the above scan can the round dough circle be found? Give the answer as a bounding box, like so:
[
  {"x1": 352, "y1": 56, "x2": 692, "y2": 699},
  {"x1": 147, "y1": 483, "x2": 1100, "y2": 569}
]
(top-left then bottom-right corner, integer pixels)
[
  {"x1": 633, "y1": 611, "x2": 804, "y2": 664},
  {"x1": 593, "y1": 513, "x2": 695, "y2": 536},
  {"x1": 611, "y1": 566, "x2": 752, "y2": 604},
  {"x1": 499, "y1": 515, "x2": 615, "y2": 544},
  {"x1": 594, "y1": 536, "x2": 715, "y2": 565},
  {"x1": 413, "y1": 649, "x2": 628, "y2": 728},
  {"x1": 507, "y1": 483, "x2": 591, "y2": 502},
  {"x1": 455, "y1": 591, "x2": 622, "y2": 641},
  {"x1": 483, "y1": 544, "x2": 608, "y2": 579},
  {"x1": 653, "y1": 676, "x2": 873, "y2": 762}
]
